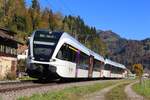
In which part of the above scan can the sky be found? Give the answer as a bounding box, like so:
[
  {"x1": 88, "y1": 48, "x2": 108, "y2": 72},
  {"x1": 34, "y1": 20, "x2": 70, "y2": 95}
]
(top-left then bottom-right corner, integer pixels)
[{"x1": 26, "y1": 0, "x2": 150, "y2": 40}]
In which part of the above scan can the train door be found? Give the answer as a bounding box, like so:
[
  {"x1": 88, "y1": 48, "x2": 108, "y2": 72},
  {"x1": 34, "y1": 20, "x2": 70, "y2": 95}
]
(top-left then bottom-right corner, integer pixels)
[
  {"x1": 56, "y1": 43, "x2": 76, "y2": 78},
  {"x1": 100, "y1": 61, "x2": 104, "y2": 77},
  {"x1": 88, "y1": 55, "x2": 94, "y2": 78},
  {"x1": 75, "y1": 50, "x2": 80, "y2": 78}
]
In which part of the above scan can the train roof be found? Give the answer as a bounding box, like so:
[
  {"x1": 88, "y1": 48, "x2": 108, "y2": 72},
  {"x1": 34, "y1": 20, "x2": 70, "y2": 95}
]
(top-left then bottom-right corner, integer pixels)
[
  {"x1": 61, "y1": 32, "x2": 105, "y2": 62},
  {"x1": 105, "y1": 59, "x2": 126, "y2": 69},
  {"x1": 92, "y1": 51, "x2": 105, "y2": 62}
]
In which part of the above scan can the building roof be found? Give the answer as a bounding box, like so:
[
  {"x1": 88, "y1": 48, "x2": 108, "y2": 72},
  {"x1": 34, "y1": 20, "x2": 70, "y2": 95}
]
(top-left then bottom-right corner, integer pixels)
[
  {"x1": 0, "y1": 28, "x2": 16, "y2": 35},
  {"x1": 0, "y1": 28, "x2": 22, "y2": 44}
]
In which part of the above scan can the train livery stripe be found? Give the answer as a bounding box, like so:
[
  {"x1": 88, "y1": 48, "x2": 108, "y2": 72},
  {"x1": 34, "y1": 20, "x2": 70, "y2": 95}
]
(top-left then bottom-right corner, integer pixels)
[
  {"x1": 34, "y1": 41, "x2": 55, "y2": 45},
  {"x1": 69, "y1": 46, "x2": 78, "y2": 52}
]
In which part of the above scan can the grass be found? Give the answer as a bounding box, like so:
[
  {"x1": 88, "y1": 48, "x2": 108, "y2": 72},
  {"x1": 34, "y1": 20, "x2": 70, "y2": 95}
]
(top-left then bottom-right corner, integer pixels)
[
  {"x1": 0, "y1": 96, "x2": 2, "y2": 100},
  {"x1": 132, "y1": 79, "x2": 150, "y2": 100},
  {"x1": 105, "y1": 82, "x2": 131, "y2": 100},
  {"x1": 18, "y1": 81, "x2": 115, "y2": 100},
  {"x1": 0, "y1": 76, "x2": 36, "y2": 81},
  {"x1": 18, "y1": 76, "x2": 37, "y2": 81}
]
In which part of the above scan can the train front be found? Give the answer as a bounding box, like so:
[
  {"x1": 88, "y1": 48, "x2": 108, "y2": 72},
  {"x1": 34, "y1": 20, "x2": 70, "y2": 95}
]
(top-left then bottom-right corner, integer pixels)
[{"x1": 26, "y1": 30, "x2": 62, "y2": 80}]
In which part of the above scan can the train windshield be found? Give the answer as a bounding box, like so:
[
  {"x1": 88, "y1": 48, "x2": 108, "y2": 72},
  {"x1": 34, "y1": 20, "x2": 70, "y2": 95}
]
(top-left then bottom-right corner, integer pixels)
[{"x1": 33, "y1": 30, "x2": 62, "y2": 61}]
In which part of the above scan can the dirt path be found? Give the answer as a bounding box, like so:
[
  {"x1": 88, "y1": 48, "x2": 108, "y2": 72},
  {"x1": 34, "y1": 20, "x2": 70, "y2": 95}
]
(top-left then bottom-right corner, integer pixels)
[
  {"x1": 124, "y1": 81, "x2": 145, "y2": 100},
  {"x1": 83, "y1": 82, "x2": 125, "y2": 100}
]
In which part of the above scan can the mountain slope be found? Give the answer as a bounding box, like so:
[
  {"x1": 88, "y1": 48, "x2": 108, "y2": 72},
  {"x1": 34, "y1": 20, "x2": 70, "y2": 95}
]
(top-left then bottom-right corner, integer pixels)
[{"x1": 98, "y1": 30, "x2": 150, "y2": 70}]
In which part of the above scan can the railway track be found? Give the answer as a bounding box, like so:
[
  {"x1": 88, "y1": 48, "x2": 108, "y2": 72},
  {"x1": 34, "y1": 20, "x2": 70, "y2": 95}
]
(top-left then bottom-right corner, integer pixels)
[
  {"x1": 0, "y1": 79, "x2": 59, "y2": 93},
  {"x1": 0, "y1": 80, "x2": 34, "y2": 85},
  {"x1": 0, "y1": 79, "x2": 118, "y2": 93},
  {"x1": 0, "y1": 78, "x2": 78, "y2": 93},
  {"x1": 0, "y1": 83, "x2": 57, "y2": 93}
]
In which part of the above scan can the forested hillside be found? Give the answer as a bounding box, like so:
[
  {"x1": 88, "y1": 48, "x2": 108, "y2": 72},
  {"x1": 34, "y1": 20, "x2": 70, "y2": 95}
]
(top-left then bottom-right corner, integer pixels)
[
  {"x1": 0, "y1": 0, "x2": 107, "y2": 56},
  {"x1": 98, "y1": 30, "x2": 150, "y2": 70}
]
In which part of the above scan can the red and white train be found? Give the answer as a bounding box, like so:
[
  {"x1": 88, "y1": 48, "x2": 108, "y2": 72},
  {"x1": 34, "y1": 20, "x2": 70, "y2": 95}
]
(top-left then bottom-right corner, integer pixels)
[{"x1": 26, "y1": 29, "x2": 127, "y2": 80}]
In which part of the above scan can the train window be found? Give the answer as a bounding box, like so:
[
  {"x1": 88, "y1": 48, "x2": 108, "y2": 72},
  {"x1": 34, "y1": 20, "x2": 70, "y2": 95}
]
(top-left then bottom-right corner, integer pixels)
[
  {"x1": 105, "y1": 65, "x2": 124, "y2": 74},
  {"x1": 104, "y1": 64, "x2": 111, "y2": 70},
  {"x1": 56, "y1": 44, "x2": 77, "y2": 63},
  {"x1": 93, "y1": 59, "x2": 100, "y2": 71},
  {"x1": 56, "y1": 44, "x2": 68, "y2": 60},
  {"x1": 78, "y1": 52, "x2": 89, "y2": 70},
  {"x1": 117, "y1": 68, "x2": 124, "y2": 74},
  {"x1": 34, "y1": 31, "x2": 62, "y2": 43},
  {"x1": 67, "y1": 46, "x2": 77, "y2": 62},
  {"x1": 57, "y1": 50, "x2": 63, "y2": 59},
  {"x1": 111, "y1": 67, "x2": 116, "y2": 74},
  {"x1": 111, "y1": 67, "x2": 124, "y2": 74}
]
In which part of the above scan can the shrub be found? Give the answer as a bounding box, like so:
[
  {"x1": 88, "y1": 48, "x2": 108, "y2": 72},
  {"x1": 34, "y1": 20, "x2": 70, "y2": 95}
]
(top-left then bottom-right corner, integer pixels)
[
  {"x1": 17, "y1": 59, "x2": 26, "y2": 72},
  {"x1": 6, "y1": 72, "x2": 16, "y2": 80}
]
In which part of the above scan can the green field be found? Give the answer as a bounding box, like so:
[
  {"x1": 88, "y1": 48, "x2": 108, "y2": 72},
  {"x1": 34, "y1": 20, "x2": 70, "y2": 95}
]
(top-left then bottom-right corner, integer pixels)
[
  {"x1": 18, "y1": 81, "x2": 115, "y2": 100},
  {"x1": 132, "y1": 79, "x2": 150, "y2": 100}
]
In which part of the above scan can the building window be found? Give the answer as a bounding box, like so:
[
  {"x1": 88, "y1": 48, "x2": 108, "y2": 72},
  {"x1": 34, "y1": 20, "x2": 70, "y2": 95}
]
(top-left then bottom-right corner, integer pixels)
[
  {"x1": 0, "y1": 45, "x2": 5, "y2": 53},
  {"x1": 0, "y1": 44, "x2": 17, "y2": 56}
]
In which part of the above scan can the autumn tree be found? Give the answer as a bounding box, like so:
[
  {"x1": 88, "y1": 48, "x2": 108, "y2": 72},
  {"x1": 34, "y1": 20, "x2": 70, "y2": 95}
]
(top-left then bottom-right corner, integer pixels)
[
  {"x1": 0, "y1": 0, "x2": 4, "y2": 24},
  {"x1": 0, "y1": 0, "x2": 15, "y2": 28},
  {"x1": 12, "y1": 0, "x2": 27, "y2": 32},
  {"x1": 52, "y1": 12, "x2": 63, "y2": 31},
  {"x1": 133, "y1": 64, "x2": 143, "y2": 84},
  {"x1": 39, "y1": 8, "x2": 50, "y2": 29},
  {"x1": 29, "y1": 0, "x2": 41, "y2": 30}
]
